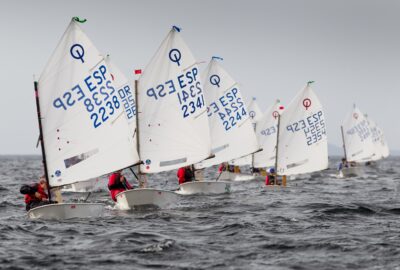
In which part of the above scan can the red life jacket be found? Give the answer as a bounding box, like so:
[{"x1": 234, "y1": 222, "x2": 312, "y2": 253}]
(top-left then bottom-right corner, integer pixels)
[
  {"x1": 108, "y1": 173, "x2": 132, "y2": 202},
  {"x1": 218, "y1": 164, "x2": 226, "y2": 173},
  {"x1": 24, "y1": 184, "x2": 48, "y2": 204},
  {"x1": 177, "y1": 167, "x2": 194, "y2": 185}
]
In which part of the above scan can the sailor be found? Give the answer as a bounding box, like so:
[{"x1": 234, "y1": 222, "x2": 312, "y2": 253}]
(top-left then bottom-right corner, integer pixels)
[
  {"x1": 20, "y1": 176, "x2": 51, "y2": 211},
  {"x1": 218, "y1": 163, "x2": 227, "y2": 173},
  {"x1": 108, "y1": 170, "x2": 133, "y2": 202},
  {"x1": 177, "y1": 165, "x2": 194, "y2": 185},
  {"x1": 338, "y1": 158, "x2": 348, "y2": 171},
  {"x1": 265, "y1": 168, "x2": 277, "y2": 185}
]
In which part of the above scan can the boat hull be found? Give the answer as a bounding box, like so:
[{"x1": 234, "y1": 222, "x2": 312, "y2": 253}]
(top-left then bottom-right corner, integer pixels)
[
  {"x1": 27, "y1": 203, "x2": 105, "y2": 219},
  {"x1": 340, "y1": 167, "x2": 363, "y2": 178},
  {"x1": 115, "y1": 188, "x2": 179, "y2": 210},
  {"x1": 218, "y1": 171, "x2": 256, "y2": 181},
  {"x1": 230, "y1": 173, "x2": 255, "y2": 181},
  {"x1": 176, "y1": 181, "x2": 231, "y2": 195}
]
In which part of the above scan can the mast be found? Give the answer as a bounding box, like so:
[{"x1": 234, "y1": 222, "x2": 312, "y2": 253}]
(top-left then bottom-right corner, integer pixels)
[
  {"x1": 274, "y1": 113, "x2": 281, "y2": 185},
  {"x1": 251, "y1": 122, "x2": 256, "y2": 170},
  {"x1": 34, "y1": 81, "x2": 52, "y2": 201},
  {"x1": 340, "y1": 125, "x2": 347, "y2": 161},
  {"x1": 135, "y1": 79, "x2": 141, "y2": 174}
]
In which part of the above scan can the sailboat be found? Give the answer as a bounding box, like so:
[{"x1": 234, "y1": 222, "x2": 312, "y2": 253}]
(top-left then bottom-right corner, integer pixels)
[
  {"x1": 29, "y1": 17, "x2": 139, "y2": 219},
  {"x1": 252, "y1": 99, "x2": 284, "y2": 172},
  {"x1": 274, "y1": 82, "x2": 328, "y2": 184},
  {"x1": 340, "y1": 105, "x2": 374, "y2": 177},
  {"x1": 191, "y1": 57, "x2": 259, "y2": 188},
  {"x1": 114, "y1": 26, "x2": 217, "y2": 204},
  {"x1": 365, "y1": 115, "x2": 390, "y2": 162},
  {"x1": 228, "y1": 97, "x2": 264, "y2": 181}
]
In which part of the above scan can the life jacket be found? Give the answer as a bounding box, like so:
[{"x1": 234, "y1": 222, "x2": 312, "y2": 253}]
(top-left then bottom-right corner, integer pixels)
[
  {"x1": 108, "y1": 173, "x2": 132, "y2": 202},
  {"x1": 177, "y1": 167, "x2": 193, "y2": 185},
  {"x1": 218, "y1": 164, "x2": 226, "y2": 173},
  {"x1": 265, "y1": 174, "x2": 276, "y2": 185},
  {"x1": 23, "y1": 183, "x2": 48, "y2": 204}
]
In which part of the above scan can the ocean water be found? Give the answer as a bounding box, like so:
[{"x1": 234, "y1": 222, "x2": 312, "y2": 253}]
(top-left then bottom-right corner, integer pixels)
[{"x1": 1, "y1": 155, "x2": 400, "y2": 270}]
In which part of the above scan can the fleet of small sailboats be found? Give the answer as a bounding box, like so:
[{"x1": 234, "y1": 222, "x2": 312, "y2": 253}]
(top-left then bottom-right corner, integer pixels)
[{"x1": 27, "y1": 17, "x2": 391, "y2": 219}]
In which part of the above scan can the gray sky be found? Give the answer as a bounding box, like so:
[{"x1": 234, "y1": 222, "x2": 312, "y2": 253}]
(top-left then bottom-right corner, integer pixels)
[{"x1": 1, "y1": 0, "x2": 399, "y2": 154}]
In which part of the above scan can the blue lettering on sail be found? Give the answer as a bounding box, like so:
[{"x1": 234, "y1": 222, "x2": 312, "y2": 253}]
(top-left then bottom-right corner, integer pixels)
[
  {"x1": 286, "y1": 110, "x2": 326, "y2": 146},
  {"x1": 52, "y1": 64, "x2": 124, "y2": 129},
  {"x1": 346, "y1": 119, "x2": 371, "y2": 142},
  {"x1": 146, "y1": 66, "x2": 205, "y2": 119},
  {"x1": 207, "y1": 87, "x2": 248, "y2": 131},
  {"x1": 260, "y1": 125, "x2": 277, "y2": 136},
  {"x1": 117, "y1": 85, "x2": 136, "y2": 120},
  {"x1": 70, "y1": 44, "x2": 85, "y2": 63}
]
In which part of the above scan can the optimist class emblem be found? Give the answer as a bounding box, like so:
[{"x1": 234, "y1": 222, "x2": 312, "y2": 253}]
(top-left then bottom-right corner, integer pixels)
[
  {"x1": 70, "y1": 44, "x2": 85, "y2": 63},
  {"x1": 169, "y1": 48, "x2": 182, "y2": 66},
  {"x1": 353, "y1": 113, "x2": 359, "y2": 119},
  {"x1": 272, "y1": 111, "x2": 279, "y2": 119},
  {"x1": 209, "y1": 74, "x2": 221, "y2": 87},
  {"x1": 249, "y1": 111, "x2": 256, "y2": 119},
  {"x1": 302, "y1": 98, "x2": 312, "y2": 110}
]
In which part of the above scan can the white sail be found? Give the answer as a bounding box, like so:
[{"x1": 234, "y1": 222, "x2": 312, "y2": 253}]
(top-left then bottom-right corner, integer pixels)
[
  {"x1": 277, "y1": 83, "x2": 328, "y2": 175},
  {"x1": 196, "y1": 59, "x2": 259, "y2": 169},
  {"x1": 342, "y1": 106, "x2": 375, "y2": 162},
  {"x1": 228, "y1": 98, "x2": 264, "y2": 166},
  {"x1": 38, "y1": 19, "x2": 140, "y2": 187},
  {"x1": 105, "y1": 56, "x2": 137, "y2": 136},
  {"x1": 366, "y1": 117, "x2": 390, "y2": 160},
  {"x1": 377, "y1": 127, "x2": 390, "y2": 159},
  {"x1": 137, "y1": 27, "x2": 211, "y2": 173},
  {"x1": 253, "y1": 100, "x2": 284, "y2": 168},
  {"x1": 247, "y1": 97, "x2": 264, "y2": 123},
  {"x1": 228, "y1": 155, "x2": 252, "y2": 166}
]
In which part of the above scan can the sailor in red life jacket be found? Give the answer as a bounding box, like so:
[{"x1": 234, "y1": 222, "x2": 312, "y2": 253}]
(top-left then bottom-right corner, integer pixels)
[
  {"x1": 108, "y1": 170, "x2": 133, "y2": 202},
  {"x1": 20, "y1": 176, "x2": 50, "y2": 211},
  {"x1": 265, "y1": 168, "x2": 276, "y2": 186},
  {"x1": 218, "y1": 163, "x2": 227, "y2": 173},
  {"x1": 177, "y1": 166, "x2": 194, "y2": 185}
]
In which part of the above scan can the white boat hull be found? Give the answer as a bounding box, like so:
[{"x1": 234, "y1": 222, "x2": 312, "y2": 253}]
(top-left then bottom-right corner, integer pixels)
[
  {"x1": 27, "y1": 203, "x2": 105, "y2": 219},
  {"x1": 218, "y1": 171, "x2": 256, "y2": 182},
  {"x1": 176, "y1": 181, "x2": 231, "y2": 195},
  {"x1": 340, "y1": 167, "x2": 363, "y2": 178},
  {"x1": 115, "y1": 188, "x2": 179, "y2": 210},
  {"x1": 61, "y1": 178, "x2": 100, "y2": 193},
  {"x1": 230, "y1": 173, "x2": 255, "y2": 181}
]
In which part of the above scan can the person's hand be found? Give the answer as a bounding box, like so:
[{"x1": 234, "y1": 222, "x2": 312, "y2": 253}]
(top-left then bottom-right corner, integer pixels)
[{"x1": 35, "y1": 192, "x2": 42, "y2": 199}]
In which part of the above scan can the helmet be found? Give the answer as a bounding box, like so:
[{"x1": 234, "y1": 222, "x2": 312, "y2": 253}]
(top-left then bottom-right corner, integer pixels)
[{"x1": 268, "y1": 167, "x2": 275, "y2": 174}]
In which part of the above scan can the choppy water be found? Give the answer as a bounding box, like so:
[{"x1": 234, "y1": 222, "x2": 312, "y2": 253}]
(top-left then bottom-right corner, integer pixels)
[{"x1": 1, "y1": 155, "x2": 400, "y2": 270}]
